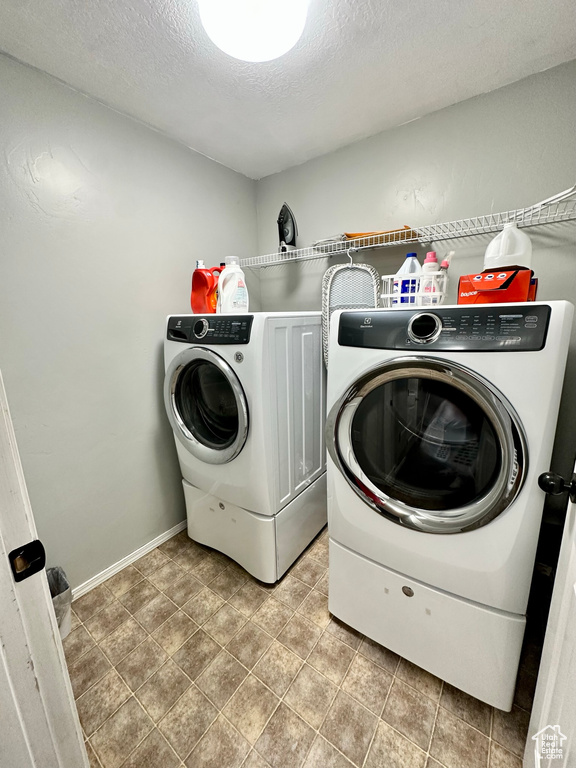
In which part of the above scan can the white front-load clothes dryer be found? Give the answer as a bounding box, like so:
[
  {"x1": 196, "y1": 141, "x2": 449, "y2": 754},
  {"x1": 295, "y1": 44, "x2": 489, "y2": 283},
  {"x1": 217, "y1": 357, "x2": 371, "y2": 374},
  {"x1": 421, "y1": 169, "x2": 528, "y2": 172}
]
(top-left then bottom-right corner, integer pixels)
[
  {"x1": 325, "y1": 302, "x2": 573, "y2": 710},
  {"x1": 164, "y1": 312, "x2": 326, "y2": 583}
]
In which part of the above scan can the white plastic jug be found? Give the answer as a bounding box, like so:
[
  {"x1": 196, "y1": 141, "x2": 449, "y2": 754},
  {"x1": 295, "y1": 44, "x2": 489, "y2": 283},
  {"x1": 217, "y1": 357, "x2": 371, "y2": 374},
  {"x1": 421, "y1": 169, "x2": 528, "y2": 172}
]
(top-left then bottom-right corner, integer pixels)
[
  {"x1": 216, "y1": 256, "x2": 249, "y2": 314},
  {"x1": 483, "y1": 222, "x2": 532, "y2": 270}
]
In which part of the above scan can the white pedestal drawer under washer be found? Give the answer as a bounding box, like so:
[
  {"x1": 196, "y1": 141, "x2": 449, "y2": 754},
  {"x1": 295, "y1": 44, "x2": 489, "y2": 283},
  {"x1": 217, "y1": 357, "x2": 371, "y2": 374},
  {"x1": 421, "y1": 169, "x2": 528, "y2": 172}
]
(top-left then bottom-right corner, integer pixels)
[
  {"x1": 164, "y1": 312, "x2": 327, "y2": 583},
  {"x1": 325, "y1": 302, "x2": 573, "y2": 710}
]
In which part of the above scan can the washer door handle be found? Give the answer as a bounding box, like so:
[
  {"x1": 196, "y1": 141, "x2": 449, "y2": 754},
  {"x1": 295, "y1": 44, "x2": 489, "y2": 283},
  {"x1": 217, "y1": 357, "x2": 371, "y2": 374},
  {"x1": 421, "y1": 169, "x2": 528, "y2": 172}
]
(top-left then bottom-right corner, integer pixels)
[{"x1": 538, "y1": 472, "x2": 576, "y2": 503}]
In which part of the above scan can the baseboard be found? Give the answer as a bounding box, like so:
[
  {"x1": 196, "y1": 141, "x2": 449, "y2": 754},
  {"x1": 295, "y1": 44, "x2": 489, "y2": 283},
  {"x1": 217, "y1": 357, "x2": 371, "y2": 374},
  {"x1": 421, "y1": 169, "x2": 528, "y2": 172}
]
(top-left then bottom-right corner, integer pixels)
[{"x1": 72, "y1": 519, "x2": 187, "y2": 600}]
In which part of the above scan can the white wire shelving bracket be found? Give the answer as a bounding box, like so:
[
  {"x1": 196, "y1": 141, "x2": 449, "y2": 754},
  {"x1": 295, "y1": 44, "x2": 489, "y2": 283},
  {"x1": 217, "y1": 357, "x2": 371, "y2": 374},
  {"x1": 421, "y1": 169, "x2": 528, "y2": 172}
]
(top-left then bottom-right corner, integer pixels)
[{"x1": 240, "y1": 185, "x2": 576, "y2": 269}]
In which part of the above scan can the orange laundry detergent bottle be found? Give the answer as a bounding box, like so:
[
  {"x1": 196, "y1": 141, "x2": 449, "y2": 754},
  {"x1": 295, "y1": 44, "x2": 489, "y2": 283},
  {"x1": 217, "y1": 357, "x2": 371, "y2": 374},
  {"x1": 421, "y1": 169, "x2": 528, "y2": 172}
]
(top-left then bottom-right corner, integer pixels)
[{"x1": 191, "y1": 261, "x2": 221, "y2": 314}]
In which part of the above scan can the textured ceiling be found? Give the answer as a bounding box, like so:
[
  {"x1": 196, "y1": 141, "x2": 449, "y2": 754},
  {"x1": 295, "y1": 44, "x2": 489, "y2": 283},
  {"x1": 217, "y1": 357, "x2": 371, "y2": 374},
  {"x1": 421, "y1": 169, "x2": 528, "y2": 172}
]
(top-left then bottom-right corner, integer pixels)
[{"x1": 0, "y1": 0, "x2": 575, "y2": 179}]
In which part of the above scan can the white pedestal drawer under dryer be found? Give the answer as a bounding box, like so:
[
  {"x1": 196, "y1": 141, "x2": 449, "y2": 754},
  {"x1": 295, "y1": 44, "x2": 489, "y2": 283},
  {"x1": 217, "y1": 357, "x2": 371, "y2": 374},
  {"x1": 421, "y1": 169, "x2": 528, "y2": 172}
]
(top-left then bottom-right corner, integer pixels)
[
  {"x1": 164, "y1": 312, "x2": 327, "y2": 583},
  {"x1": 325, "y1": 302, "x2": 573, "y2": 710}
]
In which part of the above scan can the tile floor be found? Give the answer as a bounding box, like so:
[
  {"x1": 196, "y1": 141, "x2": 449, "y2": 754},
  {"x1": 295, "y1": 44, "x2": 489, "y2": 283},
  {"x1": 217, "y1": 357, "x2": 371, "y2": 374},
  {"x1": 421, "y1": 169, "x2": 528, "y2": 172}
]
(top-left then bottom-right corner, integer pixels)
[{"x1": 65, "y1": 527, "x2": 538, "y2": 768}]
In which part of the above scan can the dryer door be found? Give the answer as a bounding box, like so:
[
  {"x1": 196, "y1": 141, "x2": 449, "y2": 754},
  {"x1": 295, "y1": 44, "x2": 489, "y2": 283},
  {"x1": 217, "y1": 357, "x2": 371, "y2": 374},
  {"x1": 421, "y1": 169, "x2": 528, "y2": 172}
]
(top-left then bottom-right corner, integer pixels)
[
  {"x1": 326, "y1": 357, "x2": 527, "y2": 533},
  {"x1": 165, "y1": 347, "x2": 249, "y2": 465}
]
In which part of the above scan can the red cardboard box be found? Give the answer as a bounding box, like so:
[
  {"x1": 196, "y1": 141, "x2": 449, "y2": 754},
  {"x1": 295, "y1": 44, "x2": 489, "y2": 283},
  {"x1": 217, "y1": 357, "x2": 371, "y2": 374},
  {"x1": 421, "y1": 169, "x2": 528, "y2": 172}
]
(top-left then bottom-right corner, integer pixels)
[{"x1": 458, "y1": 267, "x2": 537, "y2": 305}]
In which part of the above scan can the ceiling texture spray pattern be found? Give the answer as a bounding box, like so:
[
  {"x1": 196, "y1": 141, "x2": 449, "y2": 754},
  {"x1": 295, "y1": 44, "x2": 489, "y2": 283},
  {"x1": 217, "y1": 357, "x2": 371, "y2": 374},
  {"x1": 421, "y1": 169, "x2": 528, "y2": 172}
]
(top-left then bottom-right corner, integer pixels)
[{"x1": 0, "y1": 0, "x2": 575, "y2": 178}]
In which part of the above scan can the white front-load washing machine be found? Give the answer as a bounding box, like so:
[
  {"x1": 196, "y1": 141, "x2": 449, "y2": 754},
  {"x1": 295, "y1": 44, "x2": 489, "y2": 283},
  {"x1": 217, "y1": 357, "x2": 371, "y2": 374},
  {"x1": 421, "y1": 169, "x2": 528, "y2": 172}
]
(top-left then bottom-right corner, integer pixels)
[
  {"x1": 325, "y1": 302, "x2": 573, "y2": 710},
  {"x1": 164, "y1": 312, "x2": 326, "y2": 583}
]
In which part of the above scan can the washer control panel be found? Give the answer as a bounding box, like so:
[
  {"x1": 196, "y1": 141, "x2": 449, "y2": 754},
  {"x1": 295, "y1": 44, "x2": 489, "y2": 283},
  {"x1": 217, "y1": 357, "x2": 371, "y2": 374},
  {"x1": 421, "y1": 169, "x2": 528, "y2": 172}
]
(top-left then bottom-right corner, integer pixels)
[
  {"x1": 167, "y1": 315, "x2": 253, "y2": 345},
  {"x1": 339, "y1": 305, "x2": 551, "y2": 352}
]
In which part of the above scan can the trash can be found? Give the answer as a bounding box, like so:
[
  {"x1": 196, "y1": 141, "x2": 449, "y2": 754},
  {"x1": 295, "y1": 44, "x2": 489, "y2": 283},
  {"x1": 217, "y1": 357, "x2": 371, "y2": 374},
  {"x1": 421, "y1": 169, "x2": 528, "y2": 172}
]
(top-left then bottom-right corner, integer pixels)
[{"x1": 46, "y1": 566, "x2": 72, "y2": 640}]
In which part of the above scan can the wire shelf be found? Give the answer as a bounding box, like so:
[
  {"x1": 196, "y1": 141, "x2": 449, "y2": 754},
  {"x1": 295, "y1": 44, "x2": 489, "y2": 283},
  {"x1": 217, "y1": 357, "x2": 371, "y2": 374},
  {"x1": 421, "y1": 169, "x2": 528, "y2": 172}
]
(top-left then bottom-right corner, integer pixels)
[{"x1": 240, "y1": 185, "x2": 576, "y2": 269}]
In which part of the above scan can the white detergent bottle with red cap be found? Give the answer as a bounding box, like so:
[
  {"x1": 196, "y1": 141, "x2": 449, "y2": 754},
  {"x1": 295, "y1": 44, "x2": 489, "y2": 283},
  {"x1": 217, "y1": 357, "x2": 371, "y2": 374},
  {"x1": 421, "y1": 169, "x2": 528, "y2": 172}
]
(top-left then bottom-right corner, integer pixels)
[{"x1": 217, "y1": 256, "x2": 249, "y2": 314}]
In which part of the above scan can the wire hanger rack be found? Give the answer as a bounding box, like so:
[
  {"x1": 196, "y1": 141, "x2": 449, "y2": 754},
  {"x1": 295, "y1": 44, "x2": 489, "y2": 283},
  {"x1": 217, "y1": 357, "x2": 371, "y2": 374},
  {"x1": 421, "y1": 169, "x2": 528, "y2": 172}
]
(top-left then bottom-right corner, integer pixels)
[{"x1": 240, "y1": 185, "x2": 576, "y2": 269}]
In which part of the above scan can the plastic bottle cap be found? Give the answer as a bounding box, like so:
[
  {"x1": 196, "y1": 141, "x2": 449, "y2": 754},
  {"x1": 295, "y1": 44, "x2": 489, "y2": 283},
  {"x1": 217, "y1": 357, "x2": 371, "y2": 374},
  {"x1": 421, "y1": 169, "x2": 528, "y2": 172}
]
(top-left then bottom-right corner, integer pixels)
[
  {"x1": 424, "y1": 252, "x2": 438, "y2": 263},
  {"x1": 406, "y1": 252, "x2": 418, "y2": 258},
  {"x1": 196, "y1": 259, "x2": 205, "y2": 268},
  {"x1": 225, "y1": 256, "x2": 239, "y2": 266}
]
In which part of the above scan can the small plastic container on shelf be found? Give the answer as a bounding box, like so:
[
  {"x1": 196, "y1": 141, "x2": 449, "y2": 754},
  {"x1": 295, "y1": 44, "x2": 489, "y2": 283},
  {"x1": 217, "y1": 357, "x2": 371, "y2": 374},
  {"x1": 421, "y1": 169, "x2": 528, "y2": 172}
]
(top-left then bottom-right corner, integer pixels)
[{"x1": 381, "y1": 270, "x2": 448, "y2": 308}]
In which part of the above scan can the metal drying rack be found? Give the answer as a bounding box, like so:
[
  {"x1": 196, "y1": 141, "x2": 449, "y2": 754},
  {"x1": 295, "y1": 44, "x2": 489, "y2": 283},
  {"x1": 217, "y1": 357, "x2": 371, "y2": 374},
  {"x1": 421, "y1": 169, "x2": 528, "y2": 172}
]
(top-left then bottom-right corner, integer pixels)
[{"x1": 239, "y1": 185, "x2": 576, "y2": 269}]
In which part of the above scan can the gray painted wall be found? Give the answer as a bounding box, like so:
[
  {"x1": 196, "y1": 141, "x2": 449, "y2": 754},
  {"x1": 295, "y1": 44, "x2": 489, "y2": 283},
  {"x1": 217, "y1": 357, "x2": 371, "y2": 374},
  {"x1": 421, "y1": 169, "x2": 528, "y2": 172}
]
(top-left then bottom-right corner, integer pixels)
[
  {"x1": 254, "y1": 60, "x2": 576, "y2": 516},
  {"x1": 0, "y1": 54, "x2": 258, "y2": 588}
]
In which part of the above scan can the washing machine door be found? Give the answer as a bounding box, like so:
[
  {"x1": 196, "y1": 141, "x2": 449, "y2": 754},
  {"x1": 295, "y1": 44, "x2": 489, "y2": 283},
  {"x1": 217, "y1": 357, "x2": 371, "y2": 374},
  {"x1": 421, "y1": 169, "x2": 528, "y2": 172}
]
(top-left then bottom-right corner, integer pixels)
[
  {"x1": 326, "y1": 357, "x2": 527, "y2": 533},
  {"x1": 164, "y1": 347, "x2": 249, "y2": 465}
]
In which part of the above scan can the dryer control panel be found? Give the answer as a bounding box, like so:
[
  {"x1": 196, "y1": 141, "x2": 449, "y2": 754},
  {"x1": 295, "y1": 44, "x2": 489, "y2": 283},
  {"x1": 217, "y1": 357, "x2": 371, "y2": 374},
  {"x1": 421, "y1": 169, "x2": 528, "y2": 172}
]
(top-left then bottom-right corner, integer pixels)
[
  {"x1": 167, "y1": 315, "x2": 253, "y2": 344},
  {"x1": 339, "y1": 305, "x2": 551, "y2": 351}
]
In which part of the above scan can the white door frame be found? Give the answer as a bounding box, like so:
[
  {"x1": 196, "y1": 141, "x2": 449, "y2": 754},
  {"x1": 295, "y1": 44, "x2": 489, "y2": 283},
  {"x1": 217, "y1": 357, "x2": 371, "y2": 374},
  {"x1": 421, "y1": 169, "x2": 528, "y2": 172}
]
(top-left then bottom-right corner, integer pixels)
[{"x1": 0, "y1": 371, "x2": 88, "y2": 767}]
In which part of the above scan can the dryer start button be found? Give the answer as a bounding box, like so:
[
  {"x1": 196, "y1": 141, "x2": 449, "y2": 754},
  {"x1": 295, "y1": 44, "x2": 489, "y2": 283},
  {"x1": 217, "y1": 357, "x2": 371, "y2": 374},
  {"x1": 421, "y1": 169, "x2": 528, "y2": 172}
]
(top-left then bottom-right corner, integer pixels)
[{"x1": 407, "y1": 313, "x2": 442, "y2": 344}]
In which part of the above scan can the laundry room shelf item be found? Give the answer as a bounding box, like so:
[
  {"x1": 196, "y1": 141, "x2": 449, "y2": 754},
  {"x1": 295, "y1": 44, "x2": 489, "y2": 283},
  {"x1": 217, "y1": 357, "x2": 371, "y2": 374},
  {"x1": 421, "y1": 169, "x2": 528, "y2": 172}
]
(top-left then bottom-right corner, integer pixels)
[
  {"x1": 240, "y1": 185, "x2": 576, "y2": 269},
  {"x1": 380, "y1": 270, "x2": 449, "y2": 308}
]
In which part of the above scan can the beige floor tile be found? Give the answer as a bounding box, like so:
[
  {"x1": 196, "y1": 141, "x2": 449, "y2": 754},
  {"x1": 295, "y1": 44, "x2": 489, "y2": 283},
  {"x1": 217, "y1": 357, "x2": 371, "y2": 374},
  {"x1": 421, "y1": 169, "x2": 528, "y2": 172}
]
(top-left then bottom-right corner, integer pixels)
[
  {"x1": 203, "y1": 603, "x2": 246, "y2": 645},
  {"x1": 163, "y1": 572, "x2": 204, "y2": 607},
  {"x1": 273, "y1": 575, "x2": 312, "y2": 610},
  {"x1": 253, "y1": 640, "x2": 303, "y2": 697},
  {"x1": 172, "y1": 543, "x2": 208, "y2": 572},
  {"x1": 396, "y1": 659, "x2": 443, "y2": 701},
  {"x1": 134, "y1": 593, "x2": 178, "y2": 633},
  {"x1": 489, "y1": 741, "x2": 523, "y2": 768},
  {"x1": 196, "y1": 650, "x2": 248, "y2": 709},
  {"x1": 209, "y1": 565, "x2": 250, "y2": 599},
  {"x1": 223, "y1": 675, "x2": 280, "y2": 745},
  {"x1": 136, "y1": 659, "x2": 192, "y2": 722},
  {"x1": 73, "y1": 584, "x2": 114, "y2": 623},
  {"x1": 76, "y1": 669, "x2": 131, "y2": 736},
  {"x1": 158, "y1": 534, "x2": 190, "y2": 559},
  {"x1": 68, "y1": 646, "x2": 112, "y2": 699},
  {"x1": 192, "y1": 554, "x2": 230, "y2": 585},
  {"x1": 185, "y1": 715, "x2": 251, "y2": 768},
  {"x1": 242, "y1": 750, "x2": 272, "y2": 768},
  {"x1": 365, "y1": 720, "x2": 427, "y2": 768},
  {"x1": 90, "y1": 697, "x2": 153, "y2": 768},
  {"x1": 152, "y1": 610, "x2": 197, "y2": 655},
  {"x1": 358, "y1": 636, "x2": 400, "y2": 673},
  {"x1": 118, "y1": 579, "x2": 162, "y2": 615},
  {"x1": 440, "y1": 682, "x2": 492, "y2": 736},
  {"x1": 297, "y1": 590, "x2": 331, "y2": 629},
  {"x1": 315, "y1": 571, "x2": 329, "y2": 596},
  {"x1": 325, "y1": 617, "x2": 364, "y2": 650},
  {"x1": 229, "y1": 581, "x2": 270, "y2": 617},
  {"x1": 86, "y1": 740, "x2": 102, "y2": 768},
  {"x1": 226, "y1": 621, "x2": 273, "y2": 669},
  {"x1": 382, "y1": 679, "x2": 437, "y2": 751},
  {"x1": 284, "y1": 663, "x2": 338, "y2": 730},
  {"x1": 492, "y1": 705, "x2": 530, "y2": 758},
  {"x1": 99, "y1": 617, "x2": 147, "y2": 666},
  {"x1": 290, "y1": 557, "x2": 326, "y2": 587},
  {"x1": 70, "y1": 609, "x2": 81, "y2": 632},
  {"x1": 84, "y1": 600, "x2": 131, "y2": 642},
  {"x1": 133, "y1": 548, "x2": 171, "y2": 576},
  {"x1": 173, "y1": 629, "x2": 221, "y2": 680},
  {"x1": 116, "y1": 636, "x2": 169, "y2": 691},
  {"x1": 254, "y1": 703, "x2": 315, "y2": 768},
  {"x1": 307, "y1": 631, "x2": 355, "y2": 685},
  {"x1": 252, "y1": 597, "x2": 294, "y2": 637},
  {"x1": 120, "y1": 727, "x2": 180, "y2": 768},
  {"x1": 320, "y1": 690, "x2": 378, "y2": 767},
  {"x1": 302, "y1": 736, "x2": 353, "y2": 768},
  {"x1": 341, "y1": 652, "x2": 393, "y2": 715},
  {"x1": 307, "y1": 535, "x2": 329, "y2": 568},
  {"x1": 182, "y1": 587, "x2": 225, "y2": 625},
  {"x1": 158, "y1": 685, "x2": 218, "y2": 759},
  {"x1": 147, "y1": 561, "x2": 186, "y2": 592},
  {"x1": 277, "y1": 614, "x2": 322, "y2": 659},
  {"x1": 63, "y1": 625, "x2": 95, "y2": 665},
  {"x1": 430, "y1": 707, "x2": 490, "y2": 768},
  {"x1": 103, "y1": 565, "x2": 143, "y2": 598}
]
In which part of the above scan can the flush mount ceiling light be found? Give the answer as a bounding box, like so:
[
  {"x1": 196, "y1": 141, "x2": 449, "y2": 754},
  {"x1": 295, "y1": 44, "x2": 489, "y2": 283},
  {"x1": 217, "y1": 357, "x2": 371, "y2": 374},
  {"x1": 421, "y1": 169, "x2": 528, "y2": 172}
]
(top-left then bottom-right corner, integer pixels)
[{"x1": 198, "y1": 0, "x2": 310, "y2": 63}]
